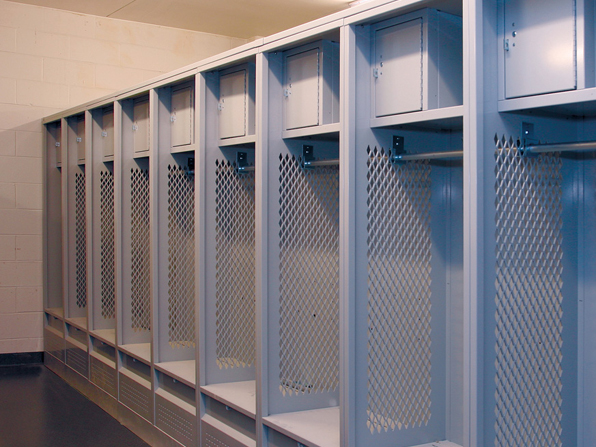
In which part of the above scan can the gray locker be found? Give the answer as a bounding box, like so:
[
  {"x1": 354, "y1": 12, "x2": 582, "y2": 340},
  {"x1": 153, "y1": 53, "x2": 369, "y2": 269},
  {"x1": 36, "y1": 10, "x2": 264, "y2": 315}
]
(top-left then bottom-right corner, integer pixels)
[
  {"x1": 372, "y1": 8, "x2": 463, "y2": 117},
  {"x1": 133, "y1": 97, "x2": 150, "y2": 155},
  {"x1": 219, "y1": 64, "x2": 255, "y2": 140},
  {"x1": 101, "y1": 107, "x2": 114, "y2": 159},
  {"x1": 504, "y1": 0, "x2": 576, "y2": 98},
  {"x1": 283, "y1": 40, "x2": 339, "y2": 131},
  {"x1": 75, "y1": 114, "x2": 85, "y2": 163},
  {"x1": 171, "y1": 83, "x2": 194, "y2": 148}
]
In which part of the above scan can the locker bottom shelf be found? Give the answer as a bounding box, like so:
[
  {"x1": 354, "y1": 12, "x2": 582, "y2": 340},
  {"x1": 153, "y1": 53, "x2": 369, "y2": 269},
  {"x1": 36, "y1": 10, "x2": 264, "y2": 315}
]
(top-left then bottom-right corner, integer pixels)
[
  {"x1": 263, "y1": 406, "x2": 339, "y2": 447},
  {"x1": 155, "y1": 360, "x2": 196, "y2": 388},
  {"x1": 201, "y1": 380, "x2": 256, "y2": 418}
]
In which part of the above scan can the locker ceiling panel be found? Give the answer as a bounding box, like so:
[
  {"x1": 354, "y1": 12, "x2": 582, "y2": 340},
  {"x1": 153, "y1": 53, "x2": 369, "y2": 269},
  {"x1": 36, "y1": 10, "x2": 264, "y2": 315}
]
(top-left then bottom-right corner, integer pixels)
[
  {"x1": 374, "y1": 18, "x2": 423, "y2": 117},
  {"x1": 504, "y1": 0, "x2": 576, "y2": 99}
]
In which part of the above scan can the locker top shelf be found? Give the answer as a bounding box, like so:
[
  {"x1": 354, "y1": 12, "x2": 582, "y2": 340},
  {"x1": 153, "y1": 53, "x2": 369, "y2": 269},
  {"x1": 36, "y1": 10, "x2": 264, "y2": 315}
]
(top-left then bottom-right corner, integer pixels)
[
  {"x1": 498, "y1": 87, "x2": 596, "y2": 117},
  {"x1": 155, "y1": 360, "x2": 196, "y2": 388}
]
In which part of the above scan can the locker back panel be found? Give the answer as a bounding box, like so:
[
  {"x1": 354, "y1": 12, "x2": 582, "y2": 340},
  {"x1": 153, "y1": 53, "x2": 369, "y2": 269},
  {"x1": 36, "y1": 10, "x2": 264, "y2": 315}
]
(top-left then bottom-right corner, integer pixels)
[{"x1": 99, "y1": 168, "x2": 115, "y2": 321}]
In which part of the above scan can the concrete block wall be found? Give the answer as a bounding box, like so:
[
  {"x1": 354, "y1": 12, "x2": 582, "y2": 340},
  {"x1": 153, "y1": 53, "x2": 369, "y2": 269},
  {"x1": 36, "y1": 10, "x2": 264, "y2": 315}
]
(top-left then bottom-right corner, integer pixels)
[{"x1": 0, "y1": 0, "x2": 247, "y2": 354}]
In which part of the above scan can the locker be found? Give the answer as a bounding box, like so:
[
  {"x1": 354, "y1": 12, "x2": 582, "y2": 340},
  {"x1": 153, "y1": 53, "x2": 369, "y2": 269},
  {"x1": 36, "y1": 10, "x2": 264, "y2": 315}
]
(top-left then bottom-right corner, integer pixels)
[
  {"x1": 504, "y1": 0, "x2": 577, "y2": 98},
  {"x1": 75, "y1": 114, "x2": 85, "y2": 162},
  {"x1": 101, "y1": 107, "x2": 114, "y2": 159},
  {"x1": 133, "y1": 98, "x2": 150, "y2": 155},
  {"x1": 171, "y1": 83, "x2": 194, "y2": 148},
  {"x1": 283, "y1": 40, "x2": 339, "y2": 131},
  {"x1": 219, "y1": 64, "x2": 255, "y2": 140},
  {"x1": 372, "y1": 8, "x2": 463, "y2": 117}
]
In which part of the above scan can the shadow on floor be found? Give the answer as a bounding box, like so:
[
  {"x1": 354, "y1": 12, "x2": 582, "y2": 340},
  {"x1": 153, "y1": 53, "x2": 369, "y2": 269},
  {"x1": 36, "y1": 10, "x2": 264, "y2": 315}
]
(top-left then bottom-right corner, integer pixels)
[{"x1": 0, "y1": 364, "x2": 150, "y2": 447}]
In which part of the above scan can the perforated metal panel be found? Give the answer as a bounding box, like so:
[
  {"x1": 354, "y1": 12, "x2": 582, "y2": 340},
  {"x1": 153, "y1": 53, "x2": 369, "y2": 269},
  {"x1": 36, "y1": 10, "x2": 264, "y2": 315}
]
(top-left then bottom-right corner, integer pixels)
[
  {"x1": 120, "y1": 374, "x2": 152, "y2": 421},
  {"x1": 277, "y1": 154, "x2": 339, "y2": 395},
  {"x1": 156, "y1": 395, "x2": 195, "y2": 446},
  {"x1": 494, "y1": 137, "x2": 563, "y2": 447},
  {"x1": 131, "y1": 168, "x2": 151, "y2": 332},
  {"x1": 75, "y1": 172, "x2": 87, "y2": 309},
  {"x1": 215, "y1": 160, "x2": 256, "y2": 369},
  {"x1": 66, "y1": 345, "x2": 88, "y2": 376},
  {"x1": 90, "y1": 357, "x2": 117, "y2": 397},
  {"x1": 100, "y1": 171, "x2": 115, "y2": 319},
  {"x1": 167, "y1": 165, "x2": 195, "y2": 349},
  {"x1": 365, "y1": 147, "x2": 432, "y2": 433},
  {"x1": 205, "y1": 433, "x2": 231, "y2": 447}
]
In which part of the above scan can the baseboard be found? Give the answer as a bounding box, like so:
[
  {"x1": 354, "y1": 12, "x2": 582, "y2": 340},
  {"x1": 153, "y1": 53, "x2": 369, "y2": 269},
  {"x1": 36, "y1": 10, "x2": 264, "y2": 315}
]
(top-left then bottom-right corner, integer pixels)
[{"x1": 0, "y1": 352, "x2": 44, "y2": 366}]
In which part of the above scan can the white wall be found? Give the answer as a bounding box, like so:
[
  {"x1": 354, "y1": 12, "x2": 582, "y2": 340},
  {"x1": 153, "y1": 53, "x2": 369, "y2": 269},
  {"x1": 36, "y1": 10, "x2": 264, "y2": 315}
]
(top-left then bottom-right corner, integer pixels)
[{"x1": 0, "y1": 0, "x2": 247, "y2": 354}]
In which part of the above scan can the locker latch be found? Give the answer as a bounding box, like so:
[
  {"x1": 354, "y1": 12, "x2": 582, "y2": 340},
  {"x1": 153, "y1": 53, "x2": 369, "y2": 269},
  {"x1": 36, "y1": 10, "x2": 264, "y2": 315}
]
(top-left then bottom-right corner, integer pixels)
[
  {"x1": 283, "y1": 88, "x2": 291, "y2": 97},
  {"x1": 373, "y1": 67, "x2": 380, "y2": 78},
  {"x1": 132, "y1": 124, "x2": 138, "y2": 131},
  {"x1": 302, "y1": 145, "x2": 314, "y2": 169},
  {"x1": 55, "y1": 142, "x2": 60, "y2": 147},
  {"x1": 170, "y1": 114, "x2": 177, "y2": 122},
  {"x1": 76, "y1": 137, "x2": 82, "y2": 143},
  {"x1": 390, "y1": 135, "x2": 406, "y2": 164},
  {"x1": 101, "y1": 131, "x2": 108, "y2": 137},
  {"x1": 236, "y1": 151, "x2": 248, "y2": 174},
  {"x1": 504, "y1": 38, "x2": 510, "y2": 52}
]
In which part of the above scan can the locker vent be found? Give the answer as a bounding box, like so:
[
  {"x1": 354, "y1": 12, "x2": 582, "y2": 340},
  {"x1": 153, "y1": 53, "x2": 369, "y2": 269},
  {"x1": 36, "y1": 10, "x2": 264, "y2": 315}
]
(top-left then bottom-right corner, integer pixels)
[
  {"x1": 100, "y1": 170, "x2": 115, "y2": 319},
  {"x1": 131, "y1": 168, "x2": 151, "y2": 332},
  {"x1": 494, "y1": 137, "x2": 563, "y2": 447},
  {"x1": 167, "y1": 165, "x2": 195, "y2": 349},
  {"x1": 120, "y1": 374, "x2": 152, "y2": 421},
  {"x1": 215, "y1": 160, "x2": 256, "y2": 369},
  {"x1": 90, "y1": 358, "x2": 117, "y2": 397},
  {"x1": 366, "y1": 146, "x2": 432, "y2": 433},
  {"x1": 66, "y1": 346, "x2": 87, "y2": 376},
  {"x1": 278, "y1": 154, "x2": 339, "y2": 396},
  {"x1": 205, "y1": 433, "x2": 230, "y2": 447},
  {"x1": 156, "y1": 401, "x2": 194, "y2": 445},
  {"x1": 75, "y1": 172, "x2": 87, "y2": 309}
]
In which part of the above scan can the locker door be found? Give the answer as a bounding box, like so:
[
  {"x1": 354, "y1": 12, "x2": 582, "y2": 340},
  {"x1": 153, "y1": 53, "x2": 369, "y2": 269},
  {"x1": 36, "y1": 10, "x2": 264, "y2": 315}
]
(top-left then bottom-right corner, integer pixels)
[
  {"x1": 374, "y1": 18, "x2": 423, "y2": 117},
  {"x1": 76, "y1": 115, "x2": 86, "y2": 162},
  {"x1": 504, "y1": 0, "x2": 576, "y2": 98},
  {"x1": 133, "y1": 99, "x2": 150, "y2": 154},
  {"x1": 102, "y1": 108, "x2": 114, "y2": 158},
  {"x1": 284, "y1": 48, "x2": 320, "y2": 130},
  {"x1": 171, "y1": 86, "x2": 194, "y2": 147},
  {"x1": 219, "y1": 70, "x2": 247, "y2": 140}
]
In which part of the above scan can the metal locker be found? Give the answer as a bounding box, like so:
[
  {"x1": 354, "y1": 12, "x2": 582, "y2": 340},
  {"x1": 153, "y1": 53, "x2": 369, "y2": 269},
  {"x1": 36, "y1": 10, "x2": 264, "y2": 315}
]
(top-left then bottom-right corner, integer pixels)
[
  {"x1": 372, "y1": 8, "x2": 463, "y2": 117},
  {"x1": 219, "y1": 67, "x2": 251, "y2": 140},
  {"x1": 374, "y1": 19, "x2": 423, "y2": 116},
  {"x1": 101, "y1": 107, "x2": 114, "y2": 159},
  {"x1": 133, "y1": 98, "x2": 150, "y2": 155},
  {"x1": 76, "y1": 115, "x2": 85, "y2": 162},
  {"x1": 171, "y1": 83, "x2": 194, "y2": 148},
  {"x1": 283, "y1": 40, "x2": 339, "y2": 131},
  {"x1": 504, "y1": 0, "x2": 576, "y2": 98}
]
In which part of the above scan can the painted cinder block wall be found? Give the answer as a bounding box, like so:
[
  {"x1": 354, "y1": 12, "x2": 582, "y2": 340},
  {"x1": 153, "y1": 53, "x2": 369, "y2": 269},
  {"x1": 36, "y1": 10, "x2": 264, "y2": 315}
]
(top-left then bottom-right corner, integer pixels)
[{"x1": 0, "y1": 0, "x2": 247, "y2": 354}]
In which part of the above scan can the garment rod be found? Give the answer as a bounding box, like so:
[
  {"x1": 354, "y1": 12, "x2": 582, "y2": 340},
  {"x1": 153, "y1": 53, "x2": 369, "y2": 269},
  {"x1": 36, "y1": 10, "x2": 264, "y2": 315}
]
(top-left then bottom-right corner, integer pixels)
[
  {"x1": 525, "y1": 140, "x2": 596, "y2": 154},
  {"x1": 392, "y1": 150, "x2": 463, "y2": 161}
]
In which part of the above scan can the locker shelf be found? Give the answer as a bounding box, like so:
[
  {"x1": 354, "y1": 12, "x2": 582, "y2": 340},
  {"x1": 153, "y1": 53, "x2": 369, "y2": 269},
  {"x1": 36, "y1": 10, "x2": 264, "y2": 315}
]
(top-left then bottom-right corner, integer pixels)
[
  {"x1": 155, "y1": 360, "x2": 196, "y2": 388},
  {"x1": 263, "y1": 406, "x2": 339, "y2": 447},
  {"x1": 66, "y1": 317, "x2": 87, "y2": 331},
  {"x1": 119, "y1": 343, "x2": 151, "y2": 363},
  {"x1": 45, "y1": 307, "x2": 64, "y2": 319},
  {"x1": 370, "y1": 105, "x2": 464, "y2": 130},
  {"x1": 218, "y1": 135, "x2": 256, "y2": 147},
  {"x1": 201, "y1": 380, "x2": 256, "y2": 418},
  {"x1": 89, "y1": 328, "x2": 116, "y2": 346},
  {"x1": 282, "y1": 122, "x2": 340, "y2": 140},
  {"x1": 498, "y1": 86, "x2": 596, "y2": 115}
]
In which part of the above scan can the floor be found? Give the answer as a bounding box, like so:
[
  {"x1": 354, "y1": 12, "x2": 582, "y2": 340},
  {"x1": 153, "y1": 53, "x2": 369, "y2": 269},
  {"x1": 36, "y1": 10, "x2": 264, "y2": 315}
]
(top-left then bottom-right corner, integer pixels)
[{"x1": 0, "y1": 363, "x2": 150, "y2": 447}]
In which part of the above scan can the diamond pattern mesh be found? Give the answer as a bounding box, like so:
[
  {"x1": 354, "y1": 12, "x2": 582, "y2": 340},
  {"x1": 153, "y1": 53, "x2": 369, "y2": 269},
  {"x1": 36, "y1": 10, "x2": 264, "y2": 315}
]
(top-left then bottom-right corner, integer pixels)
[
  {"x1": 494, "y1": 137, "x2": 563, "y2": 447},
  {"x1": 100, "y1": 170, "x2": 115, "y2": 319},
  {"x1": 131, "y1": 168, "x2": 151, "y2": 332},
  {"x1": 215, "y1": 160, "x2": 255, "y2": 369},
  {"x1": 365, "y1": 146, "x2": 432, "y2": 433},
  {"x1": 75, "y1": 172, "x2": 87, "y2": 309},
  {"x1": 168, "y1": 164, "x2": 195, "y2": 349},
  {"x1": 278, "y1": 154, "x2": 339, "y2": 396}
]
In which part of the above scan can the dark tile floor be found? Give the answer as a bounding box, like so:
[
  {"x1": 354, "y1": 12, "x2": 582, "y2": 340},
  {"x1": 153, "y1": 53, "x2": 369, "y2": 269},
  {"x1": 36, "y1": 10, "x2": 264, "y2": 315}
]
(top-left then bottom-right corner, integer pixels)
[{"x1": 0, "y1": 364, "x2": 150, "y2": 447}]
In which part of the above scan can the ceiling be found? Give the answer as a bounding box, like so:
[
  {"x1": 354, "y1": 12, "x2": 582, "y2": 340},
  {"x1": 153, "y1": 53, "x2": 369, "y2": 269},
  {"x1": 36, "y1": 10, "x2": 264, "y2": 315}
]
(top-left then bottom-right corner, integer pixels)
[{"x1": 8, "y1": 0, "x2": 354, "y2": 39}]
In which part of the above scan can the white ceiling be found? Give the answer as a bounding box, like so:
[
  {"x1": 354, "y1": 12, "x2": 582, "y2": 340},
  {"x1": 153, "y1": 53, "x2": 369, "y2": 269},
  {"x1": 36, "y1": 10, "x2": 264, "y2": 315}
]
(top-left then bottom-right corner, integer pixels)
[{"x1": 8, "y1": 0, "x2": 353, "y2": 39}]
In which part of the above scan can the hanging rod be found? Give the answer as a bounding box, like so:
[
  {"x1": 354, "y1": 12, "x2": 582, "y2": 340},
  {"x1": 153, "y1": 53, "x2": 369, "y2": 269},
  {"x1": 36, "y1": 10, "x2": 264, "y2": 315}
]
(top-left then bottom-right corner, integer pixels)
[
  {"x1": 303, "y1": 158, "x2": 340, "y2": 168},
  {"x1": 392, "y1": 150, "x2": 463, "y2": 162},
  {"x1": 524, "y1": 140, "x2": 596, "y2": 154}
]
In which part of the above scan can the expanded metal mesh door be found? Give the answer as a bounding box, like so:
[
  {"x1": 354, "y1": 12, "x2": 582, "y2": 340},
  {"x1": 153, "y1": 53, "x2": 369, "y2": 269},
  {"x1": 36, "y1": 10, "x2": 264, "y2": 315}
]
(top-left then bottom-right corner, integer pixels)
[
  {"x1": 214, "y1": 160, "x2": 255, "y2": 369},
  {"x1": 277, "y1": 154, "x2": 340, "y2": 396},
  {"x1": 75, "y1": 171, "x2": 87, "y2": 309},
  {"x1": 494, "y1": 137, "x2": 563, "y2": 447},
  {"x1": 167, "y1": 164, "x2": 195, "y2": 349},
  {"x1": 131, "y1": 167, "x2": 151, "y2": 332},
  {"x1": 100, "y1": 170, "x2": 115, "y2": 319},
  {"x1": 366, "y1": 147, "x2": 432, "y2": 433}
]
